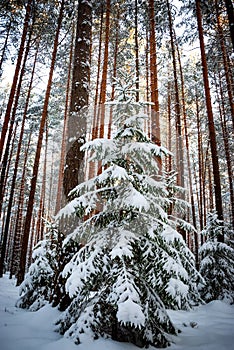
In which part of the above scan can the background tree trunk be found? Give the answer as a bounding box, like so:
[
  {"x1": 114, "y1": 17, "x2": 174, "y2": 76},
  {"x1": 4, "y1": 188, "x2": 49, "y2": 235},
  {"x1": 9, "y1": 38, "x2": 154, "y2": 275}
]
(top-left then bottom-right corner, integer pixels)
[{"x1": 196, "y1": 0, "x2": 224, "y2": 242}]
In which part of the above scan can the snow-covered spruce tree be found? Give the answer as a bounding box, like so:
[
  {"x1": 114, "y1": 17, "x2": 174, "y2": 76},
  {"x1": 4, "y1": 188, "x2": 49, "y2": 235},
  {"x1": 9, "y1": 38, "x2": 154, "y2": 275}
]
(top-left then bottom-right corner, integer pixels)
[
  {"x1": 16, "y1": 222, "x2": 82, "y2": 312},
  {"x1": 55, "y1": 74, "x2": 201, "y2": 348},
  {"x1": 199, "y1": 211, "x2": 234, "y2": 304},
  {"x1": 16, "y1": 223, "x2": 59, "y2": 311}
]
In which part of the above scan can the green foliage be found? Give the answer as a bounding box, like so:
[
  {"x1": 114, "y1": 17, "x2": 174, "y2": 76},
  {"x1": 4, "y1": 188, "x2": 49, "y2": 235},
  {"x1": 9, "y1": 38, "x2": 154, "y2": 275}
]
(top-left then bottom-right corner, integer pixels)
[
  {"x1": 16, "y1": 223, "x2": 59, "y2": 311},
  {"x1": 199, "y1": 212, "x2": 234, "y2": 304}
]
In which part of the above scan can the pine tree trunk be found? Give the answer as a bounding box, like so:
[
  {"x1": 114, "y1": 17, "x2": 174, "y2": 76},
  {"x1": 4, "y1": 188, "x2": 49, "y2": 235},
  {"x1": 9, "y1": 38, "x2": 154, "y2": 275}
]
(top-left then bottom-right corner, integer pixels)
[
  {"x1": 166, "y1": 0, "x2": 184, "y2": 189},
  {"x1": 167, "y1": 80, "x2": 172, "y2": 174},
  {"x1": 63, "y1": 0, "x2": 92, "y2": 198},
  {"x1": 0, "y1": 0, "x2": 32, "y2": 161},
  {"x1": 99, "y1": 0, "x2": 111, "y2": 139},
  {"x1": 55, "y1": 29, "x2": 74, "y2": 214},
  {"x1": 224, "y1": 0, "x2": 234, "y2": 50},
  {"x1": 176, "y1": 44, "x2": 199, "y2": 266},
  {"x1": 215, "y1": 0, "x2": 234, "y2": 129},
  {"x1": 196, "y1": 0, "x2": 224, "y2": 242},
  {"x1": 92, "y1": 6, "x2": 104, "y2": 140},
  {"x1": 35, "y1": 129, "x2": 48, "y2": 243},
  {"x1": 148, "y1": 0, "x2": 160, "y2": 146},
  {"x1": 17, "y1": 0, "x2": 65, "y2": 286},
  {"x1": 196, "y1": 91, "x2": 204, "y2": 232},
  {"x1": 135, "y1": 0, "x2": 139, "y2": 102},
  {"x1": 216, "y1": 72, "x2": 234, "y2": 229},
  {"x1": 107, "y1": 5, "x2": 119, "y2": 140}
]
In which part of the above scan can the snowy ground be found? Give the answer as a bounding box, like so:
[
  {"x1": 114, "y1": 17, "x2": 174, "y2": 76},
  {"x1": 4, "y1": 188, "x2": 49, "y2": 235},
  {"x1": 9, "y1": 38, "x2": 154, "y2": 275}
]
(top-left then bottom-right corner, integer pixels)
[{"x1": 0, "y1": 274, "x2": 234, "y2": 350}]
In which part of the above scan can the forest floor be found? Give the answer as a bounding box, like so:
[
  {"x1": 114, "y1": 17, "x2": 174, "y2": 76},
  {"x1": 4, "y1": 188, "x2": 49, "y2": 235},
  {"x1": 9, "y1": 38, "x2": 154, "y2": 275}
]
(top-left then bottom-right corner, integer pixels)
[{"x1": 0, "y1": 273, "x2": 234, "y2": 350}]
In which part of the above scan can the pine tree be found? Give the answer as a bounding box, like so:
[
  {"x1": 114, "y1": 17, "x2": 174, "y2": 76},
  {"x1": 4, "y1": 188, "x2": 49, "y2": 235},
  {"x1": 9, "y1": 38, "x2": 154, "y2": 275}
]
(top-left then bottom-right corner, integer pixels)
[
  {"x1": 55, "y1": 74, "x2": 201, "y2": 348},
  {"x1": 199, "y1": 211, "x2": 234, "y2": 304}
]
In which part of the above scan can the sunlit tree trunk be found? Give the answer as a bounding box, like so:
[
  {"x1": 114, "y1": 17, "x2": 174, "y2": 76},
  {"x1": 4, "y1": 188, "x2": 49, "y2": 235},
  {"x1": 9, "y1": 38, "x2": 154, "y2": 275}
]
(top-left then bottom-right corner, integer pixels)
[
  {"x1": 166, "y1": 0, "x2": 184, "y2": 189},
  {"x1": 196, "y1": 90, "x2": 204, "y2": 233},
  {"x1": 107, "y1": 5, "x2": 119, "y2": 140},
  {"x1": 99, "y1": 0, "x2": 111, "y2": 139},
  {"x1": 135, "y1": 0, "x2": 139, "y2": 102},
  {"x1": 0, "y1": 0, "x2": 32, "y2": 161},
  {"x1": 55, "y1": 28, "x2": 74, "y2": 214},
  {"x1": 92, "y1": 6, "x2": 104, "y2": 140},
  {"x1": 196, "y1": 0, "x2": 224, "y2": 242},
  {"x1": 148, "y1": 0, "x2": 160, "y2": 146},
  {"x1": 63, "y1": 0, "x2": 92, "y2": 198}
]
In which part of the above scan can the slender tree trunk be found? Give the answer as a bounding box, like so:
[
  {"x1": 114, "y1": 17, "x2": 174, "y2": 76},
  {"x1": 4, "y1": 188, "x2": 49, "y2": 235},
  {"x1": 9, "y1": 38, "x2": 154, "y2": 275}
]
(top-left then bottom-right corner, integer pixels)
[
  {"x1": 167, "y1": 80, "x2": 172, "y2": 174},
  {"x1": 145, "y1": 28, "x2": 150, "y2": 136},
  {"x1": 196, "y1": 91, "x2": 204, "y2": 232},
  {"x1": 55, "y1": 28, "x2": 74, "y2": 214},
  {"x1": 215, "y1": 0, "x2": 234, "y2": 129},
  {"x1": 149, "y1": 0, "x2": 160, "y2": 146},
  {"x1": 216, "y1": 72, "x2": 234, "y2": 229},
  {"x1": 176, "y1": 43, "x2": 199, "y2": 266},
  {"x1": 196, "y1": 0, "x2": 224, "y2": 242},
  {"x1": 92, "y1": 6, "x2": 104, "y2": 140},
  {"x1": 99, "y1": 0, "x2": 111, "y2": 139},
  {"x1": 177, "y1": 44, "x2": 197, "y2": 228},
  {"x1": 135, "y1": 0, "x2": 140, "y2": 102},
  {"x1": 166, "y1": 0, "x2": 184, "y2": 189},
  {"x1": 0, "y1": 0, "x2": 32, "y2": 161},
  {"x1": 35, "y1": 130, "x2": 48, "y2": 243},
  {"x1": 107, "y1": 5, "x2": 119, "y2": 140},
  {"x1": 224, "y1": 0, "x2": 234, "y2": 50},
  {"x1": 17, "y1": 0, "x2": 65, "y2": 285}
]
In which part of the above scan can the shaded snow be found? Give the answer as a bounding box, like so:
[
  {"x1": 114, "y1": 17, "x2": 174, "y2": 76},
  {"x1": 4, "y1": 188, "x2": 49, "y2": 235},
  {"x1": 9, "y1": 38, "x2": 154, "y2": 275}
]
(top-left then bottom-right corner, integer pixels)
[{"x1": 0, "y1": 274, "x2": 234, "y2": 350}]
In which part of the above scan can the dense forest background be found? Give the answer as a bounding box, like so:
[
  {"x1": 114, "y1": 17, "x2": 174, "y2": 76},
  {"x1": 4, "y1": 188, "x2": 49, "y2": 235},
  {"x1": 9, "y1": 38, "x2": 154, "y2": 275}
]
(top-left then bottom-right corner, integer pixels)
[{"x1": 0, "y1": 0, "x2": 233, "y2": 326}]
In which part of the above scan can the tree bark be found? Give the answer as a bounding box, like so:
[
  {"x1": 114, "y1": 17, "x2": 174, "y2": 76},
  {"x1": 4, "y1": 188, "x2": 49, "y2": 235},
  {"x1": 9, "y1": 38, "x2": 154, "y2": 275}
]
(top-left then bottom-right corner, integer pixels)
[
  {"x1": 148, "y1": 0, "x2": 160, "y2": 146},
  {"x1": 99, "y1": 0, "x2": 111, "y2": 139},
  {"x1": 196, "y1": 0, "x2": 224, "y2": 242},
  {"x1": 216, "y1": 71, "x2": 234, "y2": 229},
  {"x1": 135, "y1": 0, "x2": 140, "y2": 102},
  {"x1": 55, "y1": 27, "x2": 74, "y2": 214},
  {"x1": 63, "y1": 0, "x2": 92, "y2": 198},
  {"x1": 215, "y1": 0, "x2": 234, "y2": 129},
  {"x1": 166, "y1": 0, "x2": 184, "y2": 189}
]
